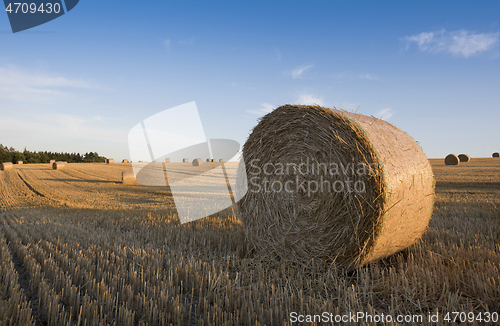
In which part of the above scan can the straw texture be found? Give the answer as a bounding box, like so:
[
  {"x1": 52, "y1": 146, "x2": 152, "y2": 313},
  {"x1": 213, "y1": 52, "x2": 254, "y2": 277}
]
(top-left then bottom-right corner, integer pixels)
[
  {"x1": 122, "y1": 171, "x2": 136, "y2": 185},
  {"x1": 237, "y1": 105, "x2": 435, "y2": 270},
  {"x1": 458, "y1": 154, "x2": 471, "y2": 163},
  {"x1": 445, "y1": 154, "x2": 459, "y2": 165},
  {"x1": 1, "y1": 162, "x2": 13, "y2": 171},
  {"x1": 52, "y1": 161, "x2": 66, "y2": 170}
]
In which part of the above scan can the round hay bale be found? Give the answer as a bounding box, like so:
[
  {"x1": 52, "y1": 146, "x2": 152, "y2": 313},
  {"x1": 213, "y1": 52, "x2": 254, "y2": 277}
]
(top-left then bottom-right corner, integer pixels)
[
  {"x1": 183, "y1": 158, "x2": 189, "y2": 163},
  {"x1": 17, "y1": 161, "x2": 23, "y2": 165},
  {"x1": 106, "y1": 159, "x2": 114, "y2": 164},
  {"x1": 1, "y1": 162, "x2": 13, "y2": 171},
  {"x1": 206, "y1": 158, "x2": 214, "y2": 162},
  {"x1": 49, "y1": 160, "x2": 55, "y2": 165},
  {"x1": 219, "y1": 159, "x2": 224, "y2": 162},
  {"x1": 192, "y1": 158, "x2": 203, "y2": 166},
  {"x1": 444, "y1": 154, "x2": 459, "y2": 165},
  {"x1": 165, "y1": 158, "x2": 171, "y2": 163},
  {"x1": 122, "y1": 159, "x2": 129, "y2": 163},
  {"x1": 52, "y1": 161, "x2": 66, "y2": 170},
  {"x1": 457, "y1": 154, "x2": 470, "y2": 162},
  {"x1": 122, "y1": 171, "x2": 136, "y2": 185},
  {"x1": 237, "y1": 105, "x2": 435, "y2": 270},
  {"x1": 493, "y1": 152, "x2": 499, "y2": 158}
]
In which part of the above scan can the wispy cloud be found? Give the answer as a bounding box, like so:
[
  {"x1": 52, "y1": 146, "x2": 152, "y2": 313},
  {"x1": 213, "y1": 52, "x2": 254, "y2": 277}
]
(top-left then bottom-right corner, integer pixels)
[
  {"x1": 178, "y1": 37, "x2": 196, "y2": 45},
  {"x1": 359, "y1": 73, "x2": 378, "y2": 80},
  {"x1": 296, "y1": 93, "x2": 324, "y2": 106},
  {"x1": 164, "y1": 38, "x2": 171, "y2": 52},
  {"x1": 377, "y1": 108, "x2": 394, "y2": 120},
  {"x1": 401, "y1": 29, "x2": 499, "y2": 57},
  {"x1": 0, "y1": 66, "x2": 95, "y2": 102},
  {"x1": 291, "y1": 65, "x2": 314, "y2": 79},
  {"x1": 246, "y1": 103, "x2": 275, "y2": 116}
]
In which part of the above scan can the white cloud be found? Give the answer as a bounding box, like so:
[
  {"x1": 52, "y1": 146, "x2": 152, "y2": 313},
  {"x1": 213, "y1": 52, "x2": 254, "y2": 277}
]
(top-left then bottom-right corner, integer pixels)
[
  {"x1": 0, "y1": 66, "x2": 95, "y2": 102},
  {"x1": 178, "y1": 37, "x2": 196, "y2": 45},
  {"x1": 377, "y1": 108, "x2": 394, "y2": 120},
  {"x1": 246, "y1": 103, "x2": 275, "y2": 116},
  {"x1": 296, "y1": 93, "x2": 324, "y2": 106},
  {"x1": 291, "y1": 65, "x2": 314, "y2": 79},
  {"x1": 164, "y1": 38, "x2": 171, "y2": 51},
  {"x1": 359, "y1": 73, "x2": 378, "y2": 80},
  {"x1": 402, "y1": 29, "x2": 499, "y2": 57}
]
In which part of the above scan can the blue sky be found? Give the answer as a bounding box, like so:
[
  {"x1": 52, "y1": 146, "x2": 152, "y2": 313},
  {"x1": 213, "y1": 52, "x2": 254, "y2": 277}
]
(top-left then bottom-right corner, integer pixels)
[{"x1": 0, "y1": 0, "x2": 498, "y2": 159}]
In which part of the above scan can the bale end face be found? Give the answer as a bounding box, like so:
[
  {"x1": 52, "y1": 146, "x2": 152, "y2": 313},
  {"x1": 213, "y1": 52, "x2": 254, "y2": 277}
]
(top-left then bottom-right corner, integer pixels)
[
  {"x1": 444, "y1": 154, "x2": 460, "y2": 165},
  {"x1": 122, "y1": 171, "x2": 136, "y2": 185},
  {"x1": 192, "y1": 158, "x2": 203, "y2": 166},
  {"x1": 493, "y1": 152, "x2": 499, "y2": 158},
  {"x1": 1, "y1": 162, "x2": 13, "y2": 171},
  {"x1": 458, "y1": 154, "x2": 471, "y2": 162}
]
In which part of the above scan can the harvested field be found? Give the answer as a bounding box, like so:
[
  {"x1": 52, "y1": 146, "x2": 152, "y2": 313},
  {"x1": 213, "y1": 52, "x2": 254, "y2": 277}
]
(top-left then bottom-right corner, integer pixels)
[{"x1": 0, "y1": 159, "x2": 499, "y2": 325}]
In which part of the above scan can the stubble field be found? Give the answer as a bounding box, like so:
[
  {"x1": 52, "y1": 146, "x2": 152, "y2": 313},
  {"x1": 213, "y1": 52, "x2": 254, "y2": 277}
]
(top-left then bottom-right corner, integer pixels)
[{"x1": 0, "y1": 159, "x2": 499, "y2": 325}]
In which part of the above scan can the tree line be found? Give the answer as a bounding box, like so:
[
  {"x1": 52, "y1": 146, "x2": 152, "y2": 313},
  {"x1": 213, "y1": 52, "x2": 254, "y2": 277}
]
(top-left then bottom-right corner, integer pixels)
[{"x1": 0, "y1": 144, "x2": 107, "y2": 164}]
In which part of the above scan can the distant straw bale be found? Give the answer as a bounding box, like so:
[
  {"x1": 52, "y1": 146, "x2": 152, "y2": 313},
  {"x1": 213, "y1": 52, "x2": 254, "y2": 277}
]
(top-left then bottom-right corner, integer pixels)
[
  {"x1": 122, "y1": 171, "x2": 136, "y2": 185},
  {"x1": 49, "y1": 160, "x2": 55, "y2": 165},
  {"x1": 219, "y1": 159, "x2": 224, "y2": 162},
  {"x1": 192, "y1": 158, "x2": 203, "y2": 166},
  {"x1": 106, "y1": 159, "x2": 114, "y2": 164},
  {"x1": 17, "y1": 161, "x2": 23, "y2": 165},
  {"x1": 122, "y1": 159, "x2": 129, "y2": 163},
  {"x1": 458, "y1": 154, "x2": 471, "y2": 162},
  {"x1": 1, "y1": 162, "x2": 13, "y2": 171},
  {"x1": 183, "y1": 158, "x2": 189, "y2": 163},
  {"x1": 52, "y1": 161, "x2": 66, "y2": 170},
  {"x1": 493, "y1": 153, "x2": 499, "y2": 158},
  {"x1": 206, "y1": 159, "x2": 214, "y2": 162},
  {"x1": 237, "y1": 104, "x2": 435, "y2": 270},
  {"x1": 165, "y1": 158, "x2": 170, "y2": 163},
  {"x1": 445, "y1": 154, "x2": 459, "y2": 165}
]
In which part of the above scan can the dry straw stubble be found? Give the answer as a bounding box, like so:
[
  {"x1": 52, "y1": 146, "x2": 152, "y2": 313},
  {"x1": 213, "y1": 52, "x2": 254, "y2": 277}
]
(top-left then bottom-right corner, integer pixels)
[
  {"x1": 458, "y1": 154, "x2": 471, "y2": 162},
  {"x1": 445, "y1": 154, "x2": 460, "y2": 165},
  {"x1": 237, "y1": 104, "x2": 435, "y2": 270}
]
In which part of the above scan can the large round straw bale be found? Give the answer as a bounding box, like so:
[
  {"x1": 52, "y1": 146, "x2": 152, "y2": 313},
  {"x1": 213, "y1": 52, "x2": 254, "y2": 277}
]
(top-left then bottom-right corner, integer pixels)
[
  {"x1": 122, "y1": 171, "x2": 136, "y2": 185},
  {"x1": 1, "y1": 162, "x2": 13, "y2": 171},
  {"x1": 444, "y1": 154, "x2": 459, "y2": 165},
  {"x1": 237, "y1": 105, "x2": 435, "y2": 270},
  {"x1": 493, "y1": 152, "x2": 499, "y2": 158},
  {"x1": 192, "y1": 158, "x2": 203, "y2": 166},
  {"x1": 183, "y1": 158, "x2": 189, "y2": 163},
  {"x1": 165, "y1": 158, "x2": 171, "y2": 163},
  {"x1": 52, "y1": 161, "x2": 66, "y2": 170},
  {"x1": 106, "y1": 159, "x2": 114, "y2": 164},
  {"x1": 457, "y1": 154, "x2": 470, "y2": 162}
]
